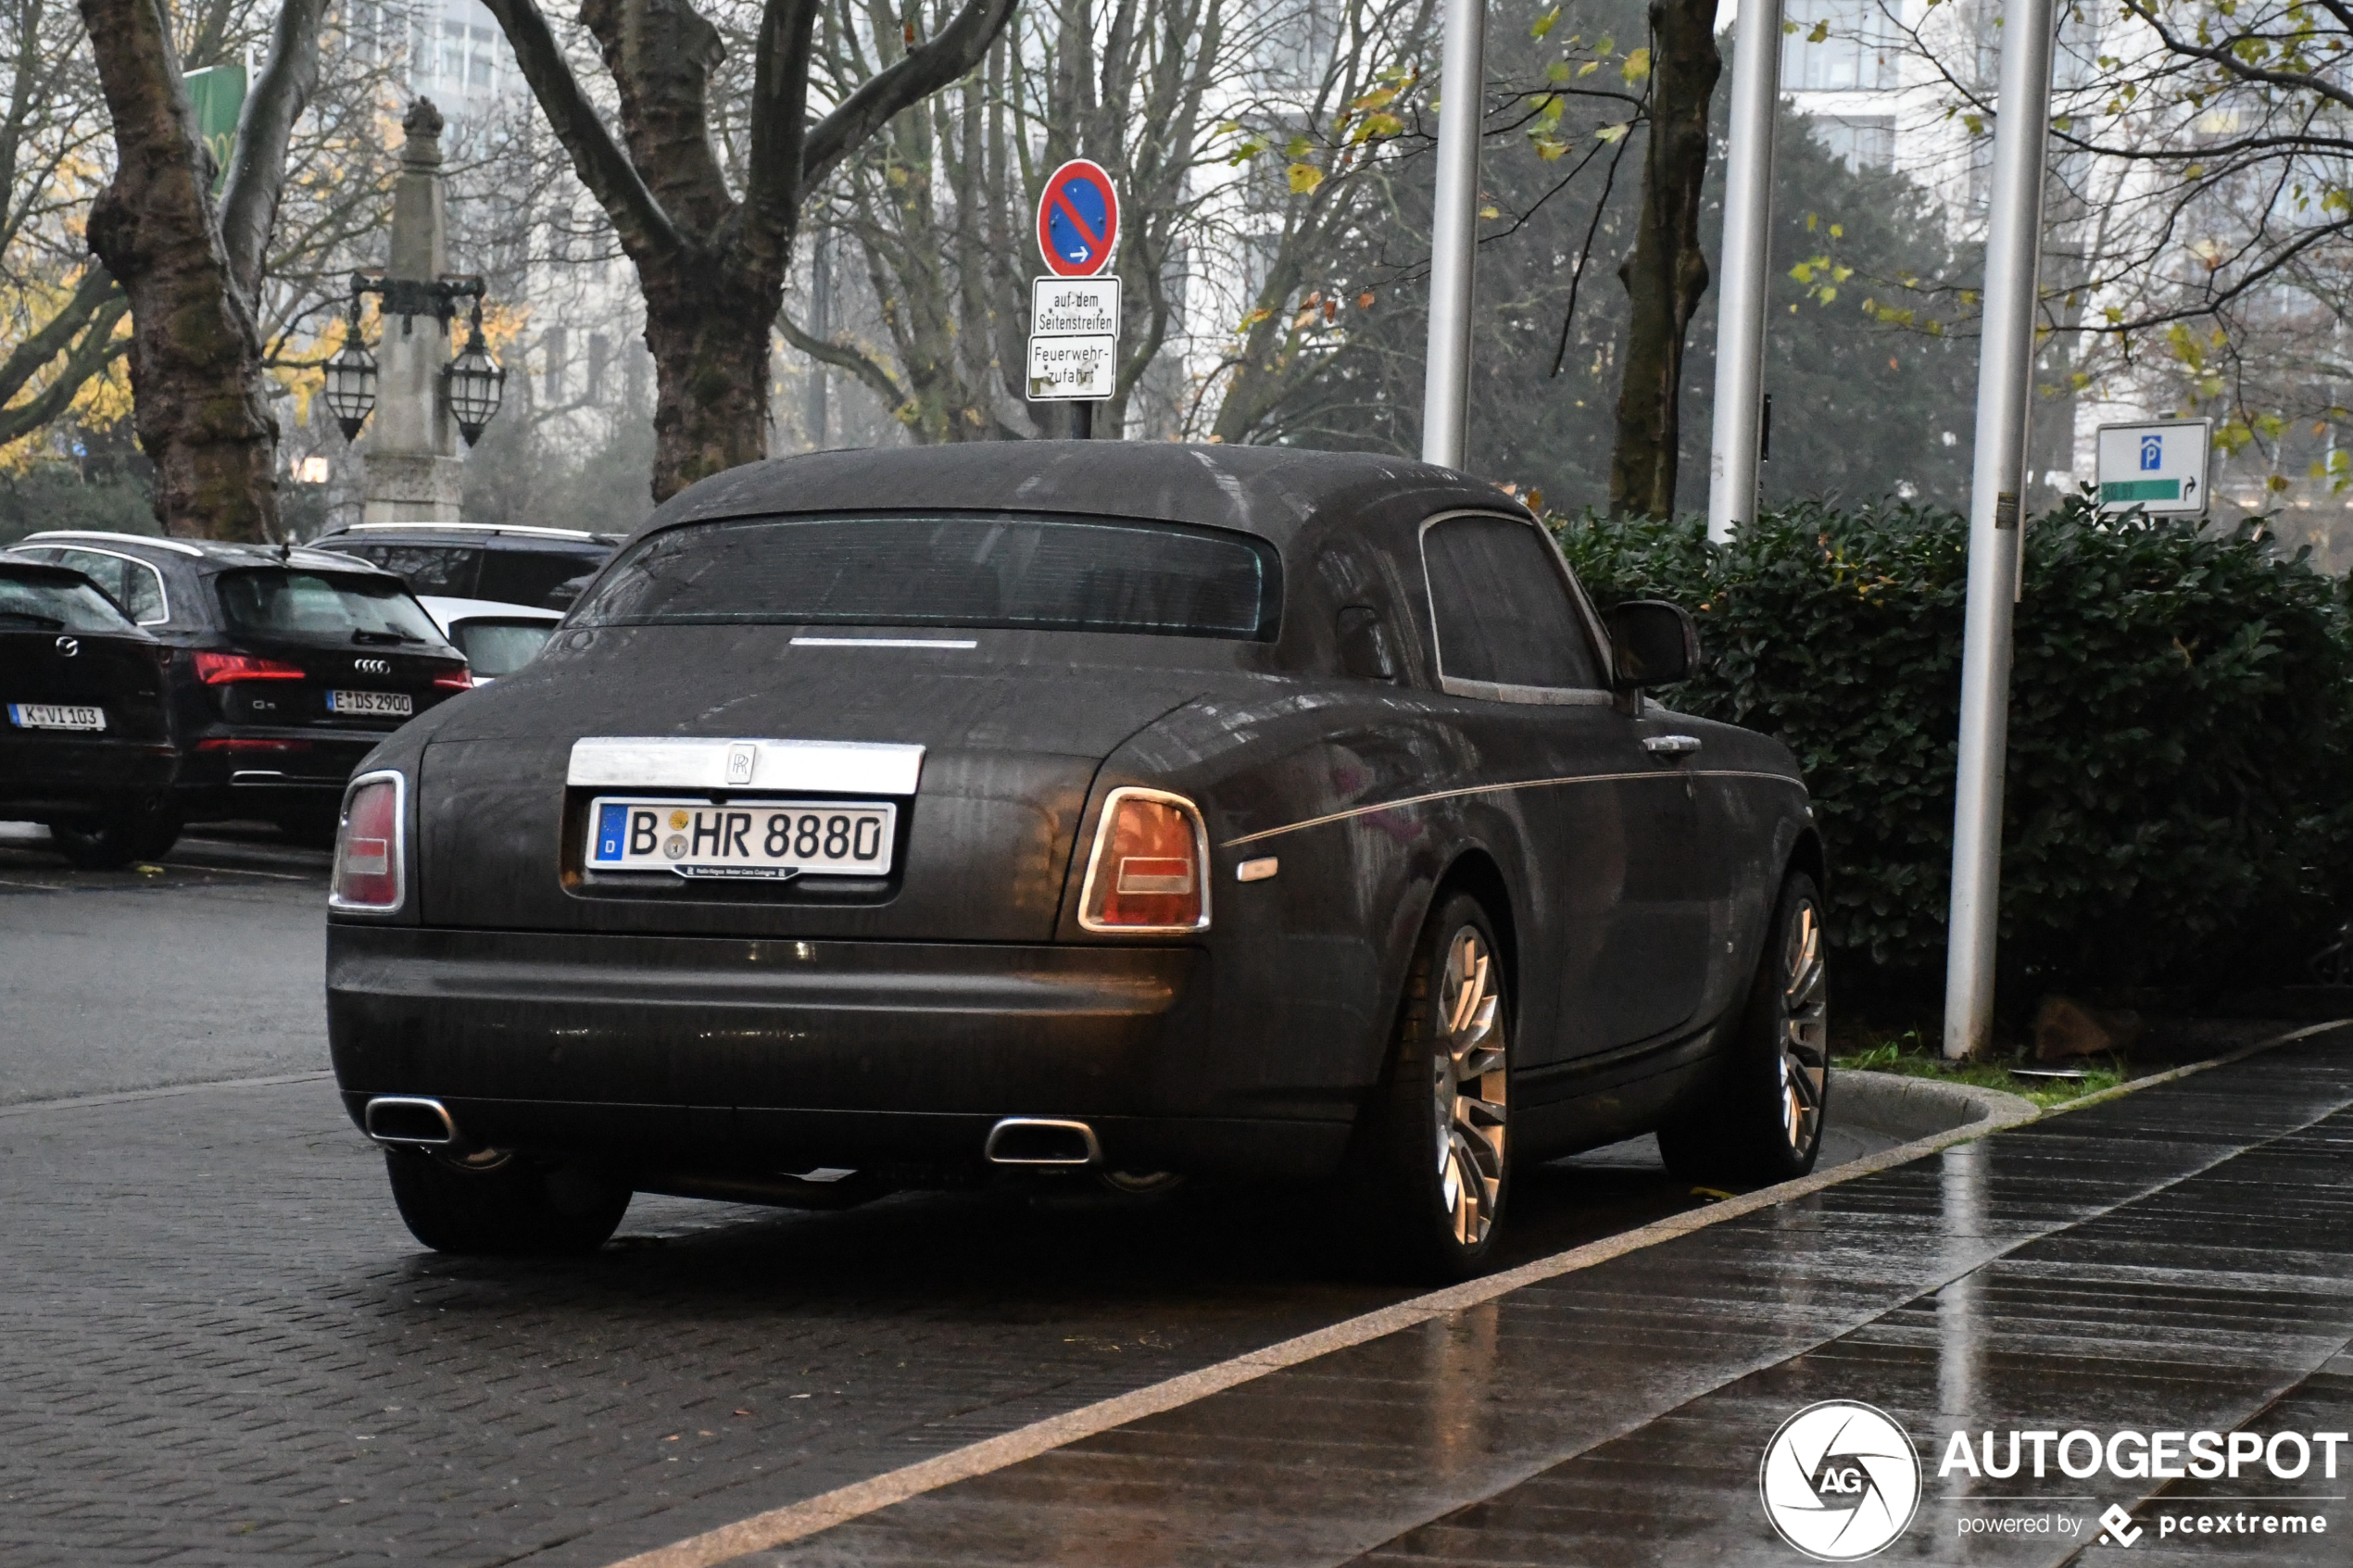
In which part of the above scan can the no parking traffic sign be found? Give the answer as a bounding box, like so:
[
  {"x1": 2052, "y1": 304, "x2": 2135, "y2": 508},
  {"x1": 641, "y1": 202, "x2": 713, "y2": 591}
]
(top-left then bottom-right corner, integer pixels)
[{"x1": 1037, "y1": 159, "x2": 1120, "y2": 277}]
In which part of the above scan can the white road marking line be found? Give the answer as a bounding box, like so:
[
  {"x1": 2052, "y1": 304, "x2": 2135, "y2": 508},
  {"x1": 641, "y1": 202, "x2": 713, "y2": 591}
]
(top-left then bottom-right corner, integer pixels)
[
  {"x1": 605, "y1": 1020, "x2": 2353, "y2": 1568},
  {"x1": 598, "y1": 1081, "x2": 2059, "y2": 1567}
]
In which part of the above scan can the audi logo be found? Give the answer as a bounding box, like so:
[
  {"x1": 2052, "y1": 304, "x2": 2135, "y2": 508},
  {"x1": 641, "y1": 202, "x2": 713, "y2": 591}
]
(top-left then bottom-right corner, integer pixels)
[
  {"x1": 354, "y1": 657, "x2": 392, "y2": 674},
  {"x1": 54, "y1": 635, "x2": 78, "y2": 658}
]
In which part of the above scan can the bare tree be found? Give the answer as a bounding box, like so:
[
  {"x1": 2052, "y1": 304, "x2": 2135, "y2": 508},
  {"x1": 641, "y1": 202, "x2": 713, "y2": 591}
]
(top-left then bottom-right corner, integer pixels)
[
  {"x1": 77, "y1": 0, "x2": 324, "y2": 539},
  {"x1": 480, "y1": 0, "x2": 1015, "y2": 498},
  {"x1": 0, "y1": 0, "x2": 125, "y2": 451}
]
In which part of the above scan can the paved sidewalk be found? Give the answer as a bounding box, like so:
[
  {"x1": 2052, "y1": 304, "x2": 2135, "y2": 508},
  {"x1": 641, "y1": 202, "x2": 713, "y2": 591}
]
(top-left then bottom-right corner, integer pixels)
[{"x1": 709, "y1": 1030, "x2": 2353, "y2": 1568}]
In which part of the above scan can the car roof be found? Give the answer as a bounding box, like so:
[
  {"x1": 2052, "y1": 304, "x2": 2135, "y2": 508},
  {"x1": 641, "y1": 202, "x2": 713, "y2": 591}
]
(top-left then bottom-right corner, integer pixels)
[
  {"x1": 21, "y1": 530, "x2": 400, "y2": 577},
  {"x1": 316, "y1": 521, "x2": 621, "y2": 548},
  {"x1": 417, "y1": 595, "x2": 564, "y2": 623},
  {"x1": 629, "y1": 443, "x2": 1531, "y2": 560}
]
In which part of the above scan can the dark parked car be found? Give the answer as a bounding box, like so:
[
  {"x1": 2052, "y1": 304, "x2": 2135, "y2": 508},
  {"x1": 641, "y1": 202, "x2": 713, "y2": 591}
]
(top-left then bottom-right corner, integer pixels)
[
  {"x1": 326, "y1": 445, "x2": 1826, "y2": 1277},
  {"x1": 11, "y1": 532, "x2": 472, "y2": 840},
  {"x1": 0, "y1": 552, "x2": 178, "y2": 866},
  {"x1": 308, "y1": 522, "x2": 620, "y2": 610}
]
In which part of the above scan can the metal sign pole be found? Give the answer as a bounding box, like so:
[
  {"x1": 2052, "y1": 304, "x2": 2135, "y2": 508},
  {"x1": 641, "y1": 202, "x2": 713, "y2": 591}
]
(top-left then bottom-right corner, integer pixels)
[
  {"x1": 1420, "y1": 0, "x2": 1485, "y2": 470},
  {"x1": 1705, "y1": 0, "x2": 1784, "y2": 544},
  {"x1": 1943, "y1": 0, "x2": 2058, "y2": 1060}
]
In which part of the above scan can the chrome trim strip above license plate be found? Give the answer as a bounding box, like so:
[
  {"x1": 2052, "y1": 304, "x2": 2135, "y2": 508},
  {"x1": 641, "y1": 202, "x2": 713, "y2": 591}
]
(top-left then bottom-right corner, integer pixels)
[{"x1": 567, "y1": 736, "x2": 925, "y2": 796}]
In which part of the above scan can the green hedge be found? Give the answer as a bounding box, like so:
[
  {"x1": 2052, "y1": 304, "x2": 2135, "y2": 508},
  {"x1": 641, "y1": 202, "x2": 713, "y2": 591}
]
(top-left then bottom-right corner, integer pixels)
[{"x1": 1554, "y1": 497, "x2": 2353, "y2": 1007}]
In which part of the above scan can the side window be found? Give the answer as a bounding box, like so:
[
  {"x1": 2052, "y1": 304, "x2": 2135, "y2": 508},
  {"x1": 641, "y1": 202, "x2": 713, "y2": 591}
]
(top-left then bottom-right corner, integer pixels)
[
  {"x1": 48, "y1": 548, "x2": 168, "y2": 625},
  {"x1": 366, "y1": 545, "x2": 482, "y2": 596},
  {"x1": 477, "y1": 549, "x2": 602, "y2": 608},
  {"x1": 1421, "y1": 515, "x2": 1604, "y2": 692}
]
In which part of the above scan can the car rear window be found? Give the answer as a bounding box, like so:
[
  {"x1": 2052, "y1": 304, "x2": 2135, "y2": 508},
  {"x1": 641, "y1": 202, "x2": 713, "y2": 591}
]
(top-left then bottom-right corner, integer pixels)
[
  {"x1": 0, "y1": 568, "x2": 141, "y2": 633},
  {"x1": 213, "y1": 570, "x2": 455, "y2": 649},
  {"x1": 448, "y1": 618, "x2": 553, "y2": 676},
  {"x1": 573, "y1": 513, "x2": 1280, "y2": 640}
]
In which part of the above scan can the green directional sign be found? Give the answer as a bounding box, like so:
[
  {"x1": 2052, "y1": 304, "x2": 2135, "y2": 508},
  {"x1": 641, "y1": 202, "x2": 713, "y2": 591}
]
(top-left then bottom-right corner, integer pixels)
[
  {"x1": 2099, "y1": 478, "x2": 2181, "y2": 503},
  {"x1": 184, "y1": 64, "x2": 246, "y2": 196}
]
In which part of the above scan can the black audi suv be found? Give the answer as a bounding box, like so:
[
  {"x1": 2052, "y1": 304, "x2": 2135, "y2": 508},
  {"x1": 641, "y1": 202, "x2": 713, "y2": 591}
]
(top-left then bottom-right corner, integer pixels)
[
  {"x1": 10, "y1": 532, "x2": 472, "y2": 841},
  {"x1": 0, "y1": 551, "x2": 178, "y2": 866}
]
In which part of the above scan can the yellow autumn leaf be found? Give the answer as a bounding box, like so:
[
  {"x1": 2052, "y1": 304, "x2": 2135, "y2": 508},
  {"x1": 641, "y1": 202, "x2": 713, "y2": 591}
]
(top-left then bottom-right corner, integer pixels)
[
  {"x1": 1288, "y1": 162, "x2": 1325, "y2": 194},
  {"x1": 1533, "y1": 136, "x2": 1570, "y2": 160},
  {"x1": 1620, "y1": 46, "x2": 1651, "y2": 82},
  {"x1": 1531, "y1": 5, "x2": 1561, "y2": 37},
  {"x1": 1576, "y1": 58, "x2": 1601, "y2": 76},
  {"x1": 1478, "y1": 204, "x2": 1501, "y2": 219},
  {"x1": 1596, "y1": 121, "x2": 1629, "y2": 142}
]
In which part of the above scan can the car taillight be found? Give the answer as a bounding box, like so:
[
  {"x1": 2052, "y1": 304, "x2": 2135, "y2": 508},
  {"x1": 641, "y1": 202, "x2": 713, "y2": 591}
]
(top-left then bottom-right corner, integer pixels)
[
  {"x1": 1078, "y1": 788, "x2": 1211, "y2": 933},
  {"x1": 432, "y1": 667, "x2": 473, "y2": 690},
  {"x1": 195, "y1": 650, "x2": 305, "y2": 684},
  {"x1": 331, "y1": 772, "x2": 405, "y2": 912}
]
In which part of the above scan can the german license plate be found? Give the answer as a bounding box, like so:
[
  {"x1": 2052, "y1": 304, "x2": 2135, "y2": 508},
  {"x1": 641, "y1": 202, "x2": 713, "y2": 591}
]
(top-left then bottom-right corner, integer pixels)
[
  {"x1": 329, "y1": 689, "x2": 412, "y2": 717},
  {"x1": 6, "y1": 703, "x2": 105, "y2": 732},
  {"x1": 585, "y1": 797, "x2": 897, "y2": 880}
]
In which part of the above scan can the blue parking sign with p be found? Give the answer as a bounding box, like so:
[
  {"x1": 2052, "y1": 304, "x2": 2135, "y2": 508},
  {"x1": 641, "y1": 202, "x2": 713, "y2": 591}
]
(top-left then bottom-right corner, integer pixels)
[{"x1": 2141, "y1": 434, "x2": 2162, "y2": 470}]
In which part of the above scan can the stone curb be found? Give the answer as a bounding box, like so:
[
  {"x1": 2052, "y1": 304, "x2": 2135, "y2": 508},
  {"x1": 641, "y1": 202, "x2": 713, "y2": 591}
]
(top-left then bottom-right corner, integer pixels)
[{"x1": 1837, "y1": 1068, "x2": 2038, "y2": 1141}]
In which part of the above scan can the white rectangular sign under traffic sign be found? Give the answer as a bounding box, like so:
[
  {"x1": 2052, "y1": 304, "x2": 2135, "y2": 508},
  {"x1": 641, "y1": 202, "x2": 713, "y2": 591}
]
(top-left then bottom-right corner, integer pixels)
[
  {"x1": 2096, "y1": 418, "x2": 2211, "y2": 516},
  {"x1": 1031, "y1": 276, "x2": 1120, "y2": 337},
  {"x1": 1027, "y1": 334, "x2": 1116, "y2": 400}
]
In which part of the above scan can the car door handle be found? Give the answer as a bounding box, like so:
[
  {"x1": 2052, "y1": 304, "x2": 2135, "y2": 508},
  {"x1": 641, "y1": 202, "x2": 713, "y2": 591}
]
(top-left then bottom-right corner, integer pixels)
[{"x1": 1642, "y1": 734, "x2": 1703, "y2": 758}]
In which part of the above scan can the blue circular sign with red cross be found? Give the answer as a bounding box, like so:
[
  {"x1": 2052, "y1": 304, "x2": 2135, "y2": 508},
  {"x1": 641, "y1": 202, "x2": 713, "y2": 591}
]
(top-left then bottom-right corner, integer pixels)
[{"x1": 1036, "y1": 158, "x2": 1120, "y2": 278}]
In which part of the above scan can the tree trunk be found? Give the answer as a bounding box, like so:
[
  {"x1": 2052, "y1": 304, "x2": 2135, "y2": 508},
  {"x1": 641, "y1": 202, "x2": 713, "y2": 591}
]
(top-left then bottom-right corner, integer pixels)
[
  {"x1": 641, "y1": 265, "x2": 781, "y2": 490},
  {"x1": 484, "y1": 0, "x2": 1015, "y2": 500},
  {"x1": 80, "y1": 0, "x2": 278, "y2": 540},
  {"x1": 1608, "y1": 0, "x2": 1720, "y2": 519}
]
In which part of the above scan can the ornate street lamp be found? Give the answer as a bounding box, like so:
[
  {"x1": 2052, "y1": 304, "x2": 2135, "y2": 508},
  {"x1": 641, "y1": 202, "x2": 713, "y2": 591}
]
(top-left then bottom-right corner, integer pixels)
[
  {"x1": 444, "y1": 297, "x2": 506, "y2": 446},
  {"x1": 322, "y1": 320, "x2": 379, "y2": 442},
  {"x1": 326, "y1": 270, "x2": 504, "y2": 446}
]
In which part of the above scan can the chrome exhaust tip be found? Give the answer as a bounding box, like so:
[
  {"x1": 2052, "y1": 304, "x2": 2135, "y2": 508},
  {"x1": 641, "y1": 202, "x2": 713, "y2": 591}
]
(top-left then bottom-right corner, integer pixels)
[
  {"x1": 984, "y1": 1117, "x2": 1101, "y2": 1166},
  {"x1": 363, "y1": 1096, "x2": 457, "y2": 1148}
]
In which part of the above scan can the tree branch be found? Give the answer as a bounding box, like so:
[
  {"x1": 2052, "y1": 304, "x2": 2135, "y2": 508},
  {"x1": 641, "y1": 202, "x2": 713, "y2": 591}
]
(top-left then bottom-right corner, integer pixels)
[
  {"x1": 775, "y1": 305, "x2": 905, "y2": 412},
  {"x1": 0, "y1": 288, "x2": 127, "y2": 446},
  {"x1": 217, "y1": 0, "x2": 323, "y2": 301},
  {"x1": 742, "y1": 0, "x2": 818, "y2": 265},
  {"x1": 0, "y1": 266, "x2": 117, "y2": 407},
  {"x1": 800, "y1": 0, "x2": 1016, "y2": 191},
  {"x1": 477, "y1": 0, "x2": 684, "y2": 259}
]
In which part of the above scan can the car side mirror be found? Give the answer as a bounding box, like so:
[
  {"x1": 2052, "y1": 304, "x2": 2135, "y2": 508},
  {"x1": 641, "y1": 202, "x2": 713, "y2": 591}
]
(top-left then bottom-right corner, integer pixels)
[
  {"x1": 1336, "y1": 605, "x2": 1399, "y2": 682},
  {"x1": 1608, "y1": 599, "x2": 1699, "y2": 690}
]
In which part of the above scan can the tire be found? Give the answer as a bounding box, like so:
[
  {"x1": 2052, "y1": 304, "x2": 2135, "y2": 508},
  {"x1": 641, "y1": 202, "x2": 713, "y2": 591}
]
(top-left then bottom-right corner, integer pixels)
[
  {"x1": 383, "y1": 1147, "x2": 632, "y2": 1255},
  {"x1": 48, "y1": 802, "x2": 181, "y2": 870},
  {"x1": 1346, "y1": 892, "x2": 1513, "y2": 1282},
  {"x1": 1658, "y1": 872, "x2": 1830, "y2": 1187}
]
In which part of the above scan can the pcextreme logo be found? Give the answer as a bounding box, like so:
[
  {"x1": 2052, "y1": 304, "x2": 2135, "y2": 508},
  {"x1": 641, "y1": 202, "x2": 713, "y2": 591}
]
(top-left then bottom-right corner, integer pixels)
[{"x1": 1760, "y1": 1401, "x2": 1924, "y2": 1561}]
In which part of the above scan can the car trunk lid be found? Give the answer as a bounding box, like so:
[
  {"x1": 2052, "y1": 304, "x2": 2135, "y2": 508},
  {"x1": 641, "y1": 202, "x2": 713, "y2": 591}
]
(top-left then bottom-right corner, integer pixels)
[{"x1": 414, "y1": 629, "x2": 1209, "y2": 940}]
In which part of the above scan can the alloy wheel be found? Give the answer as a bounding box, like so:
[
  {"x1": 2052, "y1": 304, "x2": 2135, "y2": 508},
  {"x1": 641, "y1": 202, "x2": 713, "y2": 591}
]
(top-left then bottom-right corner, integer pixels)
[
  {"x1": 1780, "y1": 899, "x2": 1829, "y2": 1156},
  {"x1": 1430, "y1": 926, "x2": 1508, "y2": 1246}
]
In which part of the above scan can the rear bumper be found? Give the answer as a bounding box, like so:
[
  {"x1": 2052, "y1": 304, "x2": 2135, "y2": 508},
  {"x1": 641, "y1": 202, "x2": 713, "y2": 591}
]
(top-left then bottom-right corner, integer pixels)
[
  {"x1": 326, "y1": 925, "x2": 1353, "y2": 1180},
  {"x1": 175, "y1": 726, "x2": 383, "y2": 816},
  {"x1": 0, "y1": 739, "x2": 175, "y2": 819}
]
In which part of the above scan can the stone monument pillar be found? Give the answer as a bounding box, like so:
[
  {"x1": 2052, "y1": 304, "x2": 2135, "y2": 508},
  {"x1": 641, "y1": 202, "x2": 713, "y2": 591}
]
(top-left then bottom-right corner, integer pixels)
[{"x1": 361, "y1": 100, "x2": 465, "y2": 521}]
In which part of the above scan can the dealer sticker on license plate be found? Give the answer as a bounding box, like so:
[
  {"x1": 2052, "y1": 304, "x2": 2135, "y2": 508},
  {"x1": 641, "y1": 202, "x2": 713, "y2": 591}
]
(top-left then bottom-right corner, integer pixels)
[
  {"x1": 329, "y1": 689, "x2": 413, "y2": 717},
  {"x1": 6, "y1": 703, "x2": 105, "y2": 731},
  {"x1": 585, "y1": 797, "x2": 898, "y2": 880}
]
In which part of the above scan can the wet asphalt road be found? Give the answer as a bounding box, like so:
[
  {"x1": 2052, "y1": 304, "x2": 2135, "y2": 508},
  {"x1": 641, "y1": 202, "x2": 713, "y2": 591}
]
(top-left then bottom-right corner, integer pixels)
[{"x1": 0, "y1": 822, "x2": 1899, "y2": 1567}]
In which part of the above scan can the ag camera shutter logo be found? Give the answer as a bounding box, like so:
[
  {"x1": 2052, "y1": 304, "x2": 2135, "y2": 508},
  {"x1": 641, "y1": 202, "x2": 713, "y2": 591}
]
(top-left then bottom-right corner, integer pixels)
[{"x1": 1760, "y1": 1401, "x2": 1922, "y2": 1560}]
